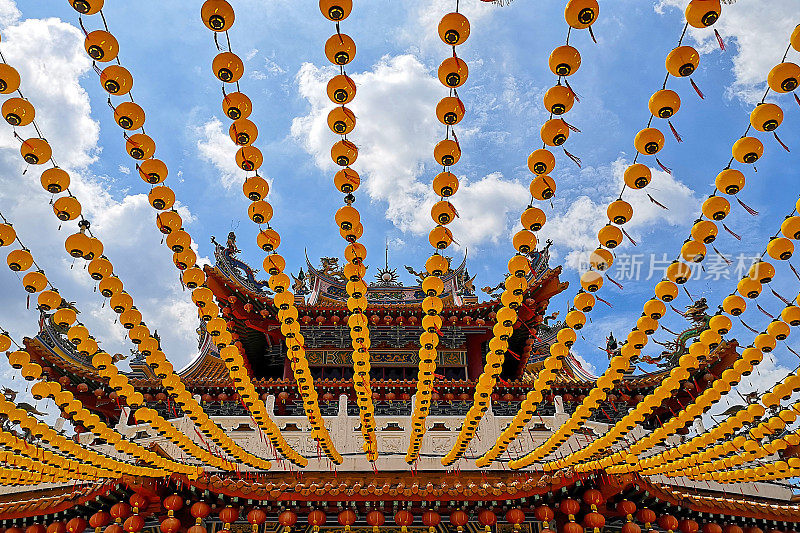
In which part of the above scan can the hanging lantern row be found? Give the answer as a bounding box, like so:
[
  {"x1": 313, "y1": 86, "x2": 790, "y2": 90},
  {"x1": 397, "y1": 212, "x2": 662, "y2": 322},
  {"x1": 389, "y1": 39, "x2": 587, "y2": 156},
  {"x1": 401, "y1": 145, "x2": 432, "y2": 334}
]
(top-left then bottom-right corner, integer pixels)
[
  {"x1": 0, "y1": 211, "x2": 254, "y2": 473},
  {"x1": 31, "y1": 374, "x2": 193, "y2": 476},
  {"x1": 66, "y1": 2, "x2": 309, "y2": 468},
  {"x1": 439, "y1": 256, "x2": 532, "y2": 466},
  {"x1": 407, "y1": 1, "x2": 471, "y2": 463},
  {"x1": 196, "y1": 0, "x2": 341, "y2": 463},
  {"x1": 475, "y1": 343, "x2": 565, "y2": 467},
  {"x1": 507, "y1": 20, "x2": 800, "y2": 471},
  {"x1": 90, "y1": 350, "x2": 236, "y2": 472},
  {"x1": 626, "y1": 309, "x2": 800, "y2": 478},
  {"x1": 592, "y1": 181, "x2": 800, "y2": 473},
  {"x1": 315, "y1": 0, "x2": 378, "y2": 462},
  {"x1": 0, "y1": 420, "x2": 101, "y2": 484},
  {"x1": 443, "y1": 0, "x2": 601, "y2": 466},
  {"x1": 0, "y1": 388, "x2": 154, "y2": 479},
  {"x1": 487, "y1": 1, "x2": 721, "y2": 468},
  {"x1": 545, "y1": 246, "x2": 796, "y2": 473}
]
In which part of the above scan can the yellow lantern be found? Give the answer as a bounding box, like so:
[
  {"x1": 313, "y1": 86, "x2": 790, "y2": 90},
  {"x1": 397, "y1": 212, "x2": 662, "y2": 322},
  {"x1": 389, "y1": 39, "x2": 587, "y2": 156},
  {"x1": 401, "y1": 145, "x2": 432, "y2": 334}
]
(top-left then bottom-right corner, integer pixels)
[{"x1": 767, "y1": 237, "x2": 794, "y2": 260}]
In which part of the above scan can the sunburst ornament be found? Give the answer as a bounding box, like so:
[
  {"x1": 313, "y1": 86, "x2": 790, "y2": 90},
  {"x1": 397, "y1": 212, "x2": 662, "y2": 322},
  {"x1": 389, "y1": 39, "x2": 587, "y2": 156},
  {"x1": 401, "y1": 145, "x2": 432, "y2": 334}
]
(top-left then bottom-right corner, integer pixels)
[{"x1": 374, "y1": 266, "x2": 400, "y2": 286}]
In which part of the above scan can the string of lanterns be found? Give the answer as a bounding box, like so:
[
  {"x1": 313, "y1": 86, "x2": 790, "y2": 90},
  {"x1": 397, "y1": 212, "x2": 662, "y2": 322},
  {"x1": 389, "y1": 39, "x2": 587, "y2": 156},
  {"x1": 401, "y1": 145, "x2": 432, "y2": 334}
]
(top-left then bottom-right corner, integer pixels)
[
  {"x1": 445, "y1": 0, "x2": 600, "y2": 466},
  {"x1": 31, "y1": 373, "x2": 197, "y2": 476},
  {"x1": 407, "y1": 0, "x2": 470, "y2": 464},
  {"x1": 468, "y1": 0, "x2": 603, "y2": 466},
  {"x1": 314, "y1": 0, "x2": 378, "y2": 461},
  {"x1": 539, "y1": 237, "x2": 796, "y2": 473},
  {"x1": 0, "y1": 371, "x2": 158, "y2": 479},
  {"x1": 0, "y1": 212, "x2": 238, "y2": 473},
  {"x1": 0, "y1": 30, "x2": 275, "y2": 472},
  {"x1": 198, "y1": 0, "x2": 342, "y2": 464},
  {"x1": 506, "y1": 10, "x2": 800, "y2": 471},
  {"x1": 621, "y1": 310, "x2": 800, "y2": 478},
  {"x1": 540, "y1": 30, "x2": 800, "y2": 473}
]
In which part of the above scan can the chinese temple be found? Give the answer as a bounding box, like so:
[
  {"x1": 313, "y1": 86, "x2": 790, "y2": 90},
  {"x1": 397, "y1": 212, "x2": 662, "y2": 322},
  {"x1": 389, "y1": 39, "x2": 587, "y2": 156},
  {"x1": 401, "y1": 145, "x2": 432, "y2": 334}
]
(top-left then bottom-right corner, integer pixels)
[{"x1": 2, "y1": 2, "x2": 800, "y2": 533}]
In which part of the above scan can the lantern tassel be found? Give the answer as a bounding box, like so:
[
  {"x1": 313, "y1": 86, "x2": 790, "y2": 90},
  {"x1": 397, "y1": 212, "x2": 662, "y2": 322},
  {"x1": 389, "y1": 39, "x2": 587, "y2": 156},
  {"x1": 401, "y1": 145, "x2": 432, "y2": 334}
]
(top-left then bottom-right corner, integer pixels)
[
  {"x1": 795, "y1": 93, "x2": 800, "y2": 108},
  {"x1": 655, "y1": 158, "x2": 672, "y2": 174},
  {"x1": 563, "y1": 148, "x2": 582, "y2": 168},
  {"x1": 757, "y1": 303, "x2": 775, "y2": 319},
  {"x1": 606, "y1": 275, "x2": 623, "y2": 290},
  {"x1": 771, "y1": 287, "x2": 793, "y2": 305},
  {"x1": 790, "y1": 263, "x2": 800, "y2": 282},
  {"x1": 668, "y1": 120, "x2": 683, "y2": 142},
  {"x1": 712, "y1": 246, "x2": 732, "y2": 264},
  {"x1": 739, "y1": 319, "x2": 760, "y2": 334},
  {"x1": 690, "y1": 78, "x2": 705, "y2": 99},
  {"x1": 736, "y1": 197, "x2": 759, "y2": 216},
  {"x1": 563, "y1": 78, "x2": 581, "y2": 102},
  {"x1": 647, "y1": 194, "x2": 668, "y2": 210},
  {"x1": 588, "y1": 26, "x2": 597, "y2": 44},
  {"x1": 774, "y1": 132, "x2": 791, "y2": 152},
  {"x1": 563, "y1": 120, "x2": 581, "y2": 133},
  {"x1": 715, "y1": 29, "x2": 726, "y2": 51},
  {"x1": 671, "y1": 305, "x2": 686, "y2": 317},
  {"x1": 723, "y1": 223, "x2": 741, "y2": 240},
  {"x1": 596, "y1": 296, "x2": 612, "y2": 307},
  {"x1": 621, "y1": 227, "x2": 638, "y2": 246}
]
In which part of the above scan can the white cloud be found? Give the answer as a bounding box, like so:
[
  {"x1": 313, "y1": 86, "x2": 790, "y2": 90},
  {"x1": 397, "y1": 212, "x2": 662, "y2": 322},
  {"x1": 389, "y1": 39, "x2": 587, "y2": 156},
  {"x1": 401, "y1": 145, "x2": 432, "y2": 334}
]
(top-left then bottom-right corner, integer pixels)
[
  {"x1": 656, "y1": 0, "x2": 799, "y2": 103},
  {"x1": 118, "y1": 165, "x2": 130, "y2": 175},
  {"x1": 291, "y1": 54, "x2": 527, "y2": 250},
  {"x1": 194, "y1": 116, "x2": 242, "y2": 190},
  {"x1": 0, "y1": 0, "x2": 20, "y2": 28}
]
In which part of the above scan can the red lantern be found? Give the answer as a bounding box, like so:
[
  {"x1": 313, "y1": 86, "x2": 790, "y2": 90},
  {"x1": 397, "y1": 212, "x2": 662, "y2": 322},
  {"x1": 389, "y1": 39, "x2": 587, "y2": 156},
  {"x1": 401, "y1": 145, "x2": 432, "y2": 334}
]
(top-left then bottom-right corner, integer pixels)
[
  {"x1": 617, "y1": 501, "x2": 636, "y2": 519},
  {"x1": 122, "y1": 516, "x2": 144, "y2": 533},
  {"x1": 584, "y1": 513, "x2": 605, "y2": 532},
  {"x1": 338, "y1": 510, "x2": 357, "y2": 531},
  {"x1": 395, "y1": 511, "x2": 414, "y2": 532},
  {"x1": 110, "y1": 504, "x2": 132, "y2": 523},
  {"x1": 89, "y1": 513, "x2": 111, "y2": 533},
  {"x1": 535, "y1": 506, "x2": 554, "y2": 524},
  {"x1": 702, "y1": 524, "x2": 722, "y2": 533},
  {"x1": 247, "y1": 509, "x2": 267, "y2": 532},
  {"x1": 191, "y1": 502, "x2": 211, "y2": 524},
  {"x1": 187, "y1": 527, "x2": 206, "y2": 533},
  {"x1": 27, "y1": 525, "x2": 46, "y2": 533},
  {"x1": 308, "y1": 510, "x2": 327, "y2": 531},
  {"x1": 478, "y1": 510, "x2": 497, "y2": 532},
  {"x1": 104, "y1": 525, "x2": 123, "y2": 533},
  {"x1": 560, "y1": 500, "x2": 581, "y2": 520},
  {"x1": 279, "y1": 511, "x2": 298, "y2": 531},
  {"x1": 724, "y1": 526, "x2": 743, "y2": 533},
  {"x1": 163, "y1": 495, "x2": 183, "y2": 515},
  {"x1": 636, "y1": 510, "x2": 656, "y2": 528},
  {"x1": 622, "y1": 524, "x2": 642, "y2": 533},
  {"x1": 367, "y1": 511, "x2": 385, "y2": 532},
  {"x1": 583, "y1": 489, "x2": 604, "y2": 511},
  {"x1": 450, "y1": 511, "x2": 468, "y2": 532},
  {"x1": 67, "y1": 519, "x2": 87, "y2": 533},
  {"x1": 680, "y1": 521, "x2": 700, "y2": 533},
  {"x1": 564, "y1": 523, "x2": 585, "y2": 533},
  {"x1": 659, "y1": 516, "x2": 679, "y2": 533},
  {"x1": 422, "y1": 511, "x2": 441, "y2": 532},
  {"x1": 129, "y1": 494, "x2": 148, "y2": 514},
  {"x1": 47, "y1": 524, "x2": 66, "y2": 533},
  {"x1": 7, "y1": 528, "x2": 22, "y2": 533},
  {"x1": 506, "y1": 509, "x2": 526, "y2": 531},
  {"x1": 159, "y1": 518, "x2": 181, "y2": 533},
  {"x1": 745, "y1": 528, "x2": 763, "y2": 533},
  {"x1": 220, "y1": 507, "x2": 240, "y2": 529}
]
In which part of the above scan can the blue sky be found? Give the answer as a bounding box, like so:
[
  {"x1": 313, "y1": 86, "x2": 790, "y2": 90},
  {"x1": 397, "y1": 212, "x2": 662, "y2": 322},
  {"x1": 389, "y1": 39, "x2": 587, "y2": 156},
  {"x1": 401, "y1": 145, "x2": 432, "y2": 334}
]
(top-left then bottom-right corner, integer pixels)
[{"x1": 0, "y1": 0, "x2": 799, "y2": 420}]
